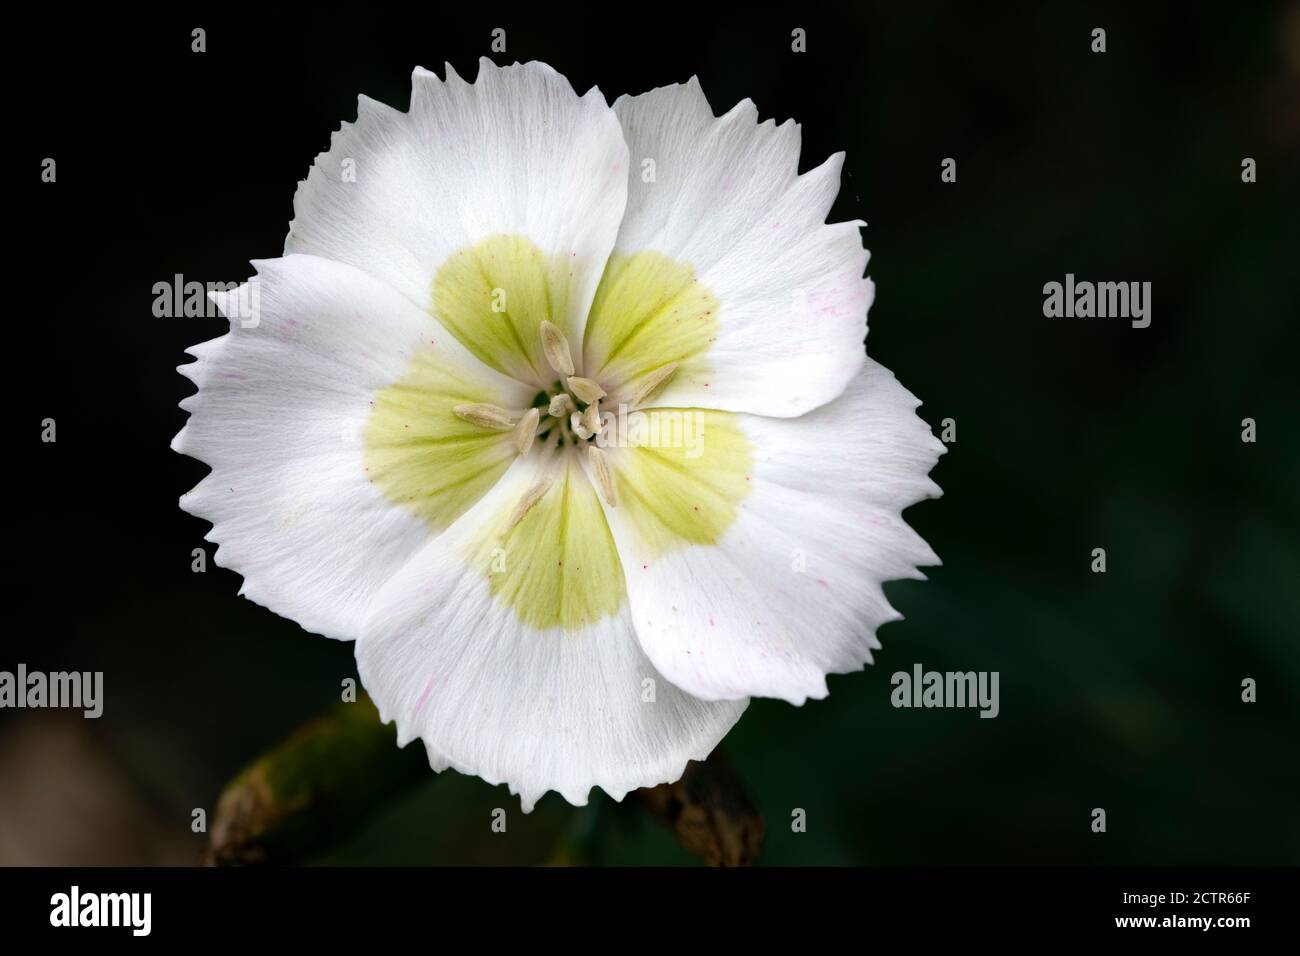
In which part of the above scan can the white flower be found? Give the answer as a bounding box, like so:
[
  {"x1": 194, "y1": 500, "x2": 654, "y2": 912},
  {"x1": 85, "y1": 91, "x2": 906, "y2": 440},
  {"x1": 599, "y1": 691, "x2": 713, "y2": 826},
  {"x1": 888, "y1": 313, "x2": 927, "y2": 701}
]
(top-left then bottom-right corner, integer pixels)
[{"x1": 174, "y1": 59, "x2": 944, "y2": 812}]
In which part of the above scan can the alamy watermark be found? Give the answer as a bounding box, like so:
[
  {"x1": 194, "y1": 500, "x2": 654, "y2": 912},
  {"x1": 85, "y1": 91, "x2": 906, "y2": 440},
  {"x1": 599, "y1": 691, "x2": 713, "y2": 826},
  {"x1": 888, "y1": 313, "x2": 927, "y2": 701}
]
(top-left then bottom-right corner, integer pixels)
[
  {"x1": 1042, "y1": 273, "x2": 1151, "y2": 328},
  {"x1": 891, "y1": 663, "x2": 999, "y2": 718},
  {"x1": 592, "y1": 405, "x2": 705, "y2": 458},
  {"x1": 50, "y1": 886, "x2": 151, "y2": 936},
  {"x1": 0, "y1": 664, "x2": 103, "y2": 718},
  {"x1": 152, "y1": 274, "x2": 260, "y2": 327}
]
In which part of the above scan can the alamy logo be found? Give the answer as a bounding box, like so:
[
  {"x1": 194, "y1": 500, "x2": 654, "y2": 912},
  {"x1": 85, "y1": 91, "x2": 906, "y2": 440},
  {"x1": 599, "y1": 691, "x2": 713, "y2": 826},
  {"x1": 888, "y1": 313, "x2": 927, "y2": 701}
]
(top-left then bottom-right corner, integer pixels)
[
  {"x1": 50, "y1": 886, "x2": 151, "y2": 936},
  {"x1": 152, "y1": 273, "x2": 260, "y2": 327},
  {"x1": 0, "y1": 664, "x2": 103, "y2": 718},
  {"x1": 594, "y1": 406, "x2": 705, "y2": 458},
  {"x1": 1042, "y1": 273, "x2": 1151, "y2": 328},
  {"x1": 890, "y1": 664, "x2": 1000, "y2": 718}
]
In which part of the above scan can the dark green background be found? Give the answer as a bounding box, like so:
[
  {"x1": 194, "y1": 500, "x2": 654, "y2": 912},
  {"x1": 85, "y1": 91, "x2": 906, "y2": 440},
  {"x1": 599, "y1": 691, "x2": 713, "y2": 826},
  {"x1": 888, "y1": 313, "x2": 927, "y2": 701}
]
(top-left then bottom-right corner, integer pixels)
[{"x1": 10, "y1": 4, "x2": 1298, "y2": 864}]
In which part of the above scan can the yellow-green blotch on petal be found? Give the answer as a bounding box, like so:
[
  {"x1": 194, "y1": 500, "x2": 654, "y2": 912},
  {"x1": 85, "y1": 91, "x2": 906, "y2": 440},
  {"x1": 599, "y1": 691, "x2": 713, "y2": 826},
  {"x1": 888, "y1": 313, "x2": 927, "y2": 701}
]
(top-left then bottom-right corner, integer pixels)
[
  {"x1": 583, "y1": 251, "x2": 719, "y2": 392},
  {"x1": 613, "y1": 410, "x2": 753, "y2": 556},
  {"x1": 434, "y1": 234, "x2": 580, "y2": 385},
  {"x1": 364, "y1": 349, "x2": 519, "y2": 532},
  {"x1": 473, "y1": 455, "x2": 627, "y2": 631}
]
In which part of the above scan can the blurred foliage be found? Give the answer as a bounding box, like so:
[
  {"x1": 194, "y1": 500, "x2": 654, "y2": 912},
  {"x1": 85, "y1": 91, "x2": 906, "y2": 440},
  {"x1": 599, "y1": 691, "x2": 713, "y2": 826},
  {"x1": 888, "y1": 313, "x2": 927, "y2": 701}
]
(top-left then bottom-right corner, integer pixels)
[{"x1": 206, "y1": 694, "x2": 427, "y2": 865}]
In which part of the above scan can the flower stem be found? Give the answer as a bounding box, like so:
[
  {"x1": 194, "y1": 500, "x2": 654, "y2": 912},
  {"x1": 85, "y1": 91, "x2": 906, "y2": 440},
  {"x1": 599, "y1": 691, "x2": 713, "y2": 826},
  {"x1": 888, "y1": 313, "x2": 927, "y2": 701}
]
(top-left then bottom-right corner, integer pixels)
[
  {"x1": 204, "y1": 693, "x2": 427, "y2": 865},
  {"x1": 638, "y1": 749, "x2": 766, "y2": 866}
]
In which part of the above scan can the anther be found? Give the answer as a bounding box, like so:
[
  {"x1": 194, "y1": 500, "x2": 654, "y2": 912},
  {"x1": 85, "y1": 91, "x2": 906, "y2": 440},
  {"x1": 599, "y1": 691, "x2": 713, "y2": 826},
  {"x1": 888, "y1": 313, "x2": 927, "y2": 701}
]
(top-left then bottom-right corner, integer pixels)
[
  {"x1": 453, "y1": 403, "x2": 515, "y2": 430},
  {"x1": 631, "y1": 363, "x2": 679, "y2": 407},
  {"x1": 587, "y1": 446, "x2": 616, "y2": 507},
  {"x1": 508, "y1": 478, "x2": 554, "y2": 529},
  {"x1": 567, "y1": 376, "x2": 606, "y2": 405},
  {"x1": 580, "y1": 400, "x2": 602, "y2": 438},
  {"x1": 513, "y1": 407, "x2": 540, "y2": 455},
  {"x1": 539, "y1": 320, "x2": 575, "y2": 377},
  {"x1": 571, "y1": 411, "x2": 594, "y2": 441},
  {"x1": 548, "y1": 393, "x2": 576, "y2": 417}
]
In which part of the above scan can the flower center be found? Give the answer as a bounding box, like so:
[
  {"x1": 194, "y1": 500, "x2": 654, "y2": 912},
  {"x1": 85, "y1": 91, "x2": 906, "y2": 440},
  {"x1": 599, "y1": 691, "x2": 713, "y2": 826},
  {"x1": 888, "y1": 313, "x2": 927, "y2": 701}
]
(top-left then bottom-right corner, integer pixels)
[
  {"x1": 361, "y1": 235, "x2": 753, "y2": 631},
  {"x1": 449, "y1": 302, "x2": 692, "y2": 522}
]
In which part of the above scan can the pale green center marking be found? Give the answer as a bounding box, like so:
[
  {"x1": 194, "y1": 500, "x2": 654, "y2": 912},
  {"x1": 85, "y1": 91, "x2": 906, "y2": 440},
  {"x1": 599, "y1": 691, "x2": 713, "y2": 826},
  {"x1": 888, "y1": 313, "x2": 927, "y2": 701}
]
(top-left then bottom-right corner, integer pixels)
[
  {"x1": 434, "y1": 234, "x2": 579, "y2": 386},
  {"x1": 613, "y1": 411, "x2": 754, "y2": 557},
  {"x1": 366, "y1": 235, "x2": 754, "y2": 632},
  {"x1": 363, "y1": 351, "x2": 517, "y2": 532},
  {"x1": 583, "y1": 250, "x2": 720, "y2": 391},
  {"x1": 472, "y1": 455, "x2": 627, "y2": 631}
]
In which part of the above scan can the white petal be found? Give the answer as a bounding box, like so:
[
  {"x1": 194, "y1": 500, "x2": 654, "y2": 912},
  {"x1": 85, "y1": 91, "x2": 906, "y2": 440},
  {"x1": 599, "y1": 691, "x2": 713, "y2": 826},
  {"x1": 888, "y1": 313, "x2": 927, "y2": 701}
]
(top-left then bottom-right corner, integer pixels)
[
  {"x1": 355, "y1": 449, "x2": 746, "y2": 812},
  {"x1": 599, "y1": 359, "x2": 943, "y2": 704},
  {"x1": 286, "y1": 59, "x2": 628, "y2": 384},
  {"x1": 587, "y1": 77, "x2": 871, "y2": 416},
  {"x1": 174, "y1": 254, "x2": 532, "y2": 641}
]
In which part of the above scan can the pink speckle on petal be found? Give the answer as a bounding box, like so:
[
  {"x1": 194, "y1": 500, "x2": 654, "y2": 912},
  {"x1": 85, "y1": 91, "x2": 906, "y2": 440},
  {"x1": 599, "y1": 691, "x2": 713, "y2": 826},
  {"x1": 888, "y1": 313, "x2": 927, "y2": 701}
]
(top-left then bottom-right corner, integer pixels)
[{"x1": 413, "y1": 676, "x2": 436, "y2": 716}]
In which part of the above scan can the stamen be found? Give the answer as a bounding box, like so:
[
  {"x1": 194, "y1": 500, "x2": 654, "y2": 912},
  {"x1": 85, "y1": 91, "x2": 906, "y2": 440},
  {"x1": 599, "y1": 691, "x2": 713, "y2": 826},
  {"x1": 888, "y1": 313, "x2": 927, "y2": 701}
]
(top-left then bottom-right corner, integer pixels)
[
  {"x1": 571, "y1": 411, "x2": 594, "y2": 441},
  {"x1": 631, "y1": 362, "x2": 679, "y2": 407},
  {"x1": 539, "y1": 320, "x2": 575, "y2": 377},
  {"x1": 567, "y1": 376, "x2": 607, "y2": 405},
  {"x1": 508, "y1": 478, "x2": 553, "y2": 529},
  {"x1": 548, "y1": 393, "x2": 576, "y2": 417},
  {"x1": 588, "y1": 446, "x2": 616, "y2": 507},
  {"x1": 580, "y1": 399, "x2": 602, "y2": 438},
  {"x1": 453, "y1": 403, "x2": 515, "y2": 430},
  {"x1": 512, "y1": 407, "x2": 540, "y2": 455}
]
